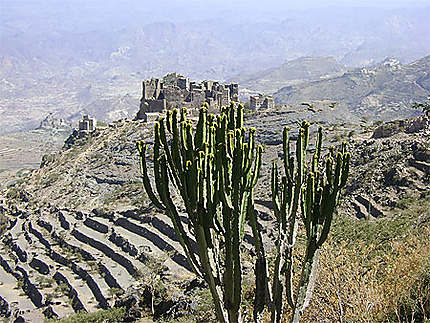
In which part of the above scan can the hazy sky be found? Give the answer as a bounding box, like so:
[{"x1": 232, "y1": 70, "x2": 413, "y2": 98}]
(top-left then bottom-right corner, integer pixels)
[
  {"x1": 3, "y1": 0, "x2": 430, "y2": 24},
  {"x1": 2, "y1": 0, "x2": 429, "y2": 41}
]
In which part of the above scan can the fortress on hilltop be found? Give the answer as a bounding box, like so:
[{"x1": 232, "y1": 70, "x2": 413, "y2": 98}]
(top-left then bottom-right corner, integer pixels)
[{"x1": 135, "y1": 73, "x2": 239, "y2": 120}]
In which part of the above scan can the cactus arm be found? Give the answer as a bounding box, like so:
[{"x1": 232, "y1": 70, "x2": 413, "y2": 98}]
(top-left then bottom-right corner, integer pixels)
[
  {"x1": 153, "y1": 122, "x2": 163, "y2": 196},
  {"x1": 326, "y1": 156, "x2": 334, "y2": 187},
  {"x1": 166, "y1": 109, "x2": 173, "y2": 133},
  {"x1": 157, "y1": 155, "x2": 203, "y2": 276},
  {"x1": 341, "y1": 152, "x2": 351, "y2": 187},
  {"x1": 333, "y1": 152, "x2": 343, "y2": 190},
  {"x1": 248, "y1": 191, "x2": 273, "y2": 322},
  {"x1": 236, "y1": 103, "x2": 244, "y2": 128},
  {"x1": 180, "y1": 107, "x2": 187, "y2": 122},
  {"x1": 158, "y1": 118, "x2": 183, "y2": 191},
  {"x1": 302, "y1": 120, "x2": 310, "y2": 149},
  {"x1": 316, "y1": 126, "x2": 323, "y2": 160},
  {"x1": 228, "y1": 102, "x2": 236, "y2": 130},
  {"x1": 136, "y1": 141, "x2": 165, "y2": 210},
  {"x1": 195, "y1": 107, "x2": 207, "y2": 150},
  {"x1": 271, "y1": 161, "x2": 281, "y2": 222}
]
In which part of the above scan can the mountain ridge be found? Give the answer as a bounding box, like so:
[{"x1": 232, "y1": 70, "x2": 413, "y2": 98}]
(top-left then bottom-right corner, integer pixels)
[{"x1": 274, "y1": 55, "x2": 430, "y2": 120}]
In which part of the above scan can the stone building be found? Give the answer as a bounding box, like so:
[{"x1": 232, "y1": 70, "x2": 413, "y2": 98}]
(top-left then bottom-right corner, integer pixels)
[
  {"x1": 249, "y1": 94, "x2": 275, "y2": 110},
  {"x1": 78, "y1": 115, "x2": 96, "y2": 132},
  {"x1": 135, "y1": 73, "x2": 239, "y2": 120}
]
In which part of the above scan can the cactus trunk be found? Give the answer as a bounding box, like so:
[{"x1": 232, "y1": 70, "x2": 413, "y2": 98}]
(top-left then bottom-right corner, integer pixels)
[
  {"x1": 270, "y1": 123, "x2": 350, "y2": 322},
  {"x1": 137, "y1": 103, "x2": 262, "y2": 323}
]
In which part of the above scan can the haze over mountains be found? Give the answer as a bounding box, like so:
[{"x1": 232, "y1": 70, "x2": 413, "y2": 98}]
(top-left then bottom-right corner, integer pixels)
[
  {"x1": 1, "y1": 1, "x2": 430, "y2": 135},
  {"x1": 233, "y1": 56, "x2": 347, "y2": 94}
]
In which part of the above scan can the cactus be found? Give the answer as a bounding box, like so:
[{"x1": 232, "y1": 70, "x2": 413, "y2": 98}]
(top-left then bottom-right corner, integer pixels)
[
  {"x1": 138, "y1": 105, "x2": 350, "y2": 322},
  {"x1": 268, "y1": 122, "x2": 350, "y2": 323},
  {"x1": 137, "y1": 102, "x2": 262, "y2": 323}
]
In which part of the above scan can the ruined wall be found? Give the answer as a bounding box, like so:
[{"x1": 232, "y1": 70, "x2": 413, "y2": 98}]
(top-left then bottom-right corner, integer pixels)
[
  {"x1": 250, "y1": 94, "x2": 274, "y2": 109},
  {"x1": 142, "y1": 79, "x2": 164, "y2": 100},
  {"x1": 262, "y1": 97, "x2": 275, "y2": 109},
  {"x1": 147, "y1": 99, "x2": 166, "y2": 112},
  {"x1": 228, "y1": 83, "x2": 239, "y2": 101},
  {"x1": 136, "y1": 73, "x2": 241, "y2": 120},
  {"x1": 250, "y1": 95, "x2": 262, "y2": 109}
]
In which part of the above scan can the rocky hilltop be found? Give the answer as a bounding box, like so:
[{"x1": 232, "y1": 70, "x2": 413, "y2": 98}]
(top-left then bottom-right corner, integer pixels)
[{"x1": 0, "y1": 105, "x2": 428, "y2": 321}]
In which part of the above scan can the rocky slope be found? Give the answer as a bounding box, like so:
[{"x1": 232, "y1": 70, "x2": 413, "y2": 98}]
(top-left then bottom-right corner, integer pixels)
[
  {"x1": 0, "y1": 110, "x2": 428, "y2": 321},
  {"x1": 231, "y1": 56, "x2": 346, "y2": 94},
  {"x1": 274, "y1": 56, "x2": 430, "y2": 120}
]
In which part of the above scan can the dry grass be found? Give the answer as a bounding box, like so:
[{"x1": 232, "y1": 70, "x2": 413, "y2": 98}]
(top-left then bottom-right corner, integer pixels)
[{"x1": 301, "y1": 202, "x2": 430, "y2": 323}]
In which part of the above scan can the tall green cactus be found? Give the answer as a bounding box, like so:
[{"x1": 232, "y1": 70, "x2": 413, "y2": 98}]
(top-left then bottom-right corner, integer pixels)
[
  {"x1": 269, "y1": 122, "x2": 350, "y2": 323},
  {"x1": 137, "y1": 103, "x2": 262, "y2": 323}
]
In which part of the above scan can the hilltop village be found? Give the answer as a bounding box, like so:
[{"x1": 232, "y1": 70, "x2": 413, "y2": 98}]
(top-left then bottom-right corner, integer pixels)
[{"x1": 135, "y1": 73, "x2": 274, "y2": 121}]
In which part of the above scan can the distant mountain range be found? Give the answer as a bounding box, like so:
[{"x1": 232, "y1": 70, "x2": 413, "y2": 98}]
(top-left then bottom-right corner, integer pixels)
[
  {"x1": 1, "y1": 4, "x2": 430, "y2": 134},
  {"x1": 274, "y1": 56, "x2": 430, "y2": 120},
  {"x1": 231, "y1": 56, "x2": 346, "y2": 94}
]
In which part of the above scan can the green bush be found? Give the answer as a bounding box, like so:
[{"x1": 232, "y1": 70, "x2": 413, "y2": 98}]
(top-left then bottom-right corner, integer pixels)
[{"x1": 46, "y1": 307, "x2": 127, "y2": 323}]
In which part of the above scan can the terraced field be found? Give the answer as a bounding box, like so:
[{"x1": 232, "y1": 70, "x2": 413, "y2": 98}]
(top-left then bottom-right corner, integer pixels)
[
  {"x1": 0, "y1": 206, "x2": 183, "y2": 319},
  {"x1": 0, "y1": 198, "x2": 277, "y2": 321}
]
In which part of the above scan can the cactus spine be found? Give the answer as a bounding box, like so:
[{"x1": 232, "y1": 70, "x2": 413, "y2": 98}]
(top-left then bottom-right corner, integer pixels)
[
  {"x1": 269, "y1": 122, "x2": 350, "y2": 323},
  {"x1": 137, "y1": 102, "x2": 262, "y2": 323}
]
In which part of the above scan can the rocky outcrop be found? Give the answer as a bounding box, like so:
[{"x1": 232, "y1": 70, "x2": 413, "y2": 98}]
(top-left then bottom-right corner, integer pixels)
[
  {"x1": 409, "y1": 159, "x2": 430, "y2": 175},
  {"x1": 372, "y1": 114, "x2": 429, "y2": 138},
  {"x1": 92, "y1": 208, "x2": 115, "y2": 221},
  {"x1": 74, "y1": 211, "x2": 84, "y2": 220},
  {"x1": 88, "y1": 173, "x2": 126, "y2": 185},
  {"x1": 42, "y1": 306, "x2": 58, "y2": 320}
]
